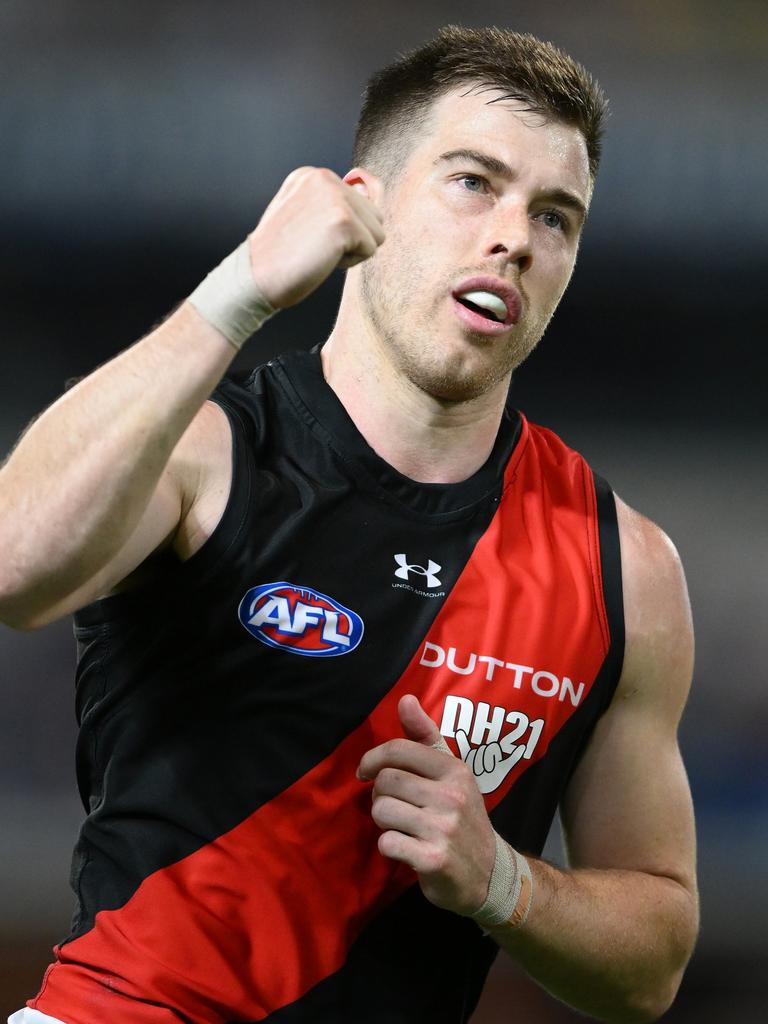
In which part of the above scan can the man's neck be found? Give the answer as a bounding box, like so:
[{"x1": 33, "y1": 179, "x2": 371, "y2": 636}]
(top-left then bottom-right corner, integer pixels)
[{"x1": 320, "y1": 290, "x2": 509, "y2": 485}]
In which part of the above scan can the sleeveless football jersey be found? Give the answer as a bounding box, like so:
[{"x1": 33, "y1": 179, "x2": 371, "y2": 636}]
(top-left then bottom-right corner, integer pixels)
[{"x1": 29, "y1": 347, "x2": 624, "y2": 1024}]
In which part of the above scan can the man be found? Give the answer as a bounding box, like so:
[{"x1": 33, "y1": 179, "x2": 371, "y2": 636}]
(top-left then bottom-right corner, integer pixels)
[{"x1": 1, "y1": 25, "x2": 697, "y2": 1024}]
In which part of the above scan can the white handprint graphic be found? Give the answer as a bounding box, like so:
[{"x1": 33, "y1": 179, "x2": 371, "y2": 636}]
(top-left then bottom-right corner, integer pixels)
[
  {"x1": 454, "y1": 729, "x2": 526, "y2": 794},
  {"x1": 438, "y1": 701, "x2": 546, "y2": 794}
]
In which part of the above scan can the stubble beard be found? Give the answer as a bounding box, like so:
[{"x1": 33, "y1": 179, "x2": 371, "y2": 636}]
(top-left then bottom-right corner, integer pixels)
[{"x1": 359, "y1": 241, "x2": 550, "y2": 404}]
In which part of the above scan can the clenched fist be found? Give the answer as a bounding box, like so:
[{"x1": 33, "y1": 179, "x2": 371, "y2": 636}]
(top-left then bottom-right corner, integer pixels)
[
  {"x1": 357, "y1": 694, "x2": 497, "y2": 917},
  {"x1": 248, "y1": 167, "x2": 386, "y2": 310}
]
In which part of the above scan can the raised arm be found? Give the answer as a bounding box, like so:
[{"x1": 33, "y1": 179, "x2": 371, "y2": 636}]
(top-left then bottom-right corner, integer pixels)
[{"x1": 0, "y1": 167, "x2": 384, "y2": 630}]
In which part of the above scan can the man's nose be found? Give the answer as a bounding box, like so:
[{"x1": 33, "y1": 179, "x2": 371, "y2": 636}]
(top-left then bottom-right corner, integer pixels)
[{"x1": 483, "y1": 205, "x2": 533, "y2": 273}]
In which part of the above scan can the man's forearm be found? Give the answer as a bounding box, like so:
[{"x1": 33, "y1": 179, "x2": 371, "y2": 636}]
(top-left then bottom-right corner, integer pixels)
[
  {"x1": 488, "y1": 858, "x2": 699, "y2": 1024},
  {"x1": 0, "y1": 302, "x2": 234, "y2": 625}
]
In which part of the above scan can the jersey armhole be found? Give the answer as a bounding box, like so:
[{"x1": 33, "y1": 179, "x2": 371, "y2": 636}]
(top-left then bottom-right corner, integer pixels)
[
  {"x1": 591, "y1": 472, "x2": 626, "y2": 710},
  {"x1": 174, "y1": 392, "x2": 253, "y2": 570},
  {"x1": 73, "y1": 388, "x2": 256, "y2": 627}
]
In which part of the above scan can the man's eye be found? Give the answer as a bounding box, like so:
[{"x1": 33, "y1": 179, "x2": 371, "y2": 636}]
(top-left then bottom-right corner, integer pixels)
[
  {"x1": 538, "y1": 209, "x2": 567, "y2": 231},
  {"x1": 458, "y1": 174, "x2": 487, "y2": 193}
]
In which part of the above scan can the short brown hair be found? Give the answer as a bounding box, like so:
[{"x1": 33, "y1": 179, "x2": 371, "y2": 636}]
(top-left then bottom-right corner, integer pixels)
[{"x1": 353, "y1": 25, "x2": 608, "y2": 181}]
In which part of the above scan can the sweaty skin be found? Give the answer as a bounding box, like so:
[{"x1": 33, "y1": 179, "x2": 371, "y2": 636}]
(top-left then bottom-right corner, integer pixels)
[{"x1": 322, "y1": 86, "x2": 591, "y2": 484}]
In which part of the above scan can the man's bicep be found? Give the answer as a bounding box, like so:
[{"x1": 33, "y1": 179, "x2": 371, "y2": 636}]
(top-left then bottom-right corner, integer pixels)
[
  {"x1": 23, "y1": 466, "x2": 184, "y2": 626},
  {"x1": 560, "y1": 697, "x2": 697, "y2": 891},
  {"x1": 32, "y1": 400, "x2": 229, "y2": 624},
  {"x1": 562, "y1": 496, "x2": 697, "y2": 893}
]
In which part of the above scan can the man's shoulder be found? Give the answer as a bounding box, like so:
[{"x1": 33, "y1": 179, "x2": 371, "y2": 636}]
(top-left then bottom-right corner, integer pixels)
[
  {"x1": 515, "y1": 414, "x2": 606, "y2": 493},
  {"x1": 613, "y1": 494, "x2": 694, "y2": 710},
  {"x1": 213, "y1": 347, "x2": 321, "y2": 413},
  {"x1": 207, "y1": 358, "x2": 284, "y2": 440},
  {"x1": 615, "y1": 496, "x2": 686, "y2": 599},
  {"x1": 521, "y1": 414, "x2": 590, "y2": 461}
]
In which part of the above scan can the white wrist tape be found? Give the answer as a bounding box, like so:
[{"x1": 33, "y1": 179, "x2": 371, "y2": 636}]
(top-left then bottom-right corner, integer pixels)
[
  {"x1": 429, "y1": 733, "x2": 533, "y2": 929},
  {"x1": 187, "y1": 239, "x2": 277, "y2": 350},
  {"x1": 472, "y1": 831, "x2": 533, "y2": 929}
]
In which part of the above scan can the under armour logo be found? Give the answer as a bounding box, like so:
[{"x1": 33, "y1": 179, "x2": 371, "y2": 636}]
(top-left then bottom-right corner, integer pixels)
[{"x1": 393, "y1": 553, "x2": 442, "y2": 589}]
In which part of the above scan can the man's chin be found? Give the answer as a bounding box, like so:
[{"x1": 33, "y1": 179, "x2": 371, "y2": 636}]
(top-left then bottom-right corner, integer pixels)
[{"x1": 407, "y1": 359, "x2": 511, "y2": 404}]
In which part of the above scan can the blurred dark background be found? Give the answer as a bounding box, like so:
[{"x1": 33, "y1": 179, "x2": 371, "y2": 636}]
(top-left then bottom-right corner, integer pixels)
[{"x1": 1, "y1": 1, "x2": 766, "y2": 1020}]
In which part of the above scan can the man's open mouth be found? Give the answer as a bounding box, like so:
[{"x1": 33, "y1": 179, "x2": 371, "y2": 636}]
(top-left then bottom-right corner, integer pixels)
[{"x1": 455, "y1": 293, "x2": 506, "y2": 323}]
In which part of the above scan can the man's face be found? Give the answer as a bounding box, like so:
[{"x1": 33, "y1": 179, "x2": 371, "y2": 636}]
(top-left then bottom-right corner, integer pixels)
[{"x1": 357, "y1": 84, "x2": 592, "y2": 403}]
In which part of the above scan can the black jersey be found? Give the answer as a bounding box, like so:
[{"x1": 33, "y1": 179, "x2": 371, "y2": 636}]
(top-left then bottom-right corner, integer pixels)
[{"x1": 30, "y1": 347, "x2": 623, "y2": 1024}]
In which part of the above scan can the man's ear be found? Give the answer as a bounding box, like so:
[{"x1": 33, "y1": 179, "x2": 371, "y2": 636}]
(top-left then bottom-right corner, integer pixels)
[{"x1": 343, "y1": 167, "x2": 383, "y2": 203}]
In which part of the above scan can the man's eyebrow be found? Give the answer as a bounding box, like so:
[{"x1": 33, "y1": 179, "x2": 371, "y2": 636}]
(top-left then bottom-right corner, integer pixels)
[
  {"x1": 434, "y1": 148, "x2": 588, "y2": 225},
  {"x1": 435, "y1": 148, "x2": 514, "y2": 179}
]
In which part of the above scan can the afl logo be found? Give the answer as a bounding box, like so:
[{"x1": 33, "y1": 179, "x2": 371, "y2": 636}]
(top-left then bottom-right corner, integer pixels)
[{"x1": 238, "y1": 582, "x2": 364, "y2": 657}]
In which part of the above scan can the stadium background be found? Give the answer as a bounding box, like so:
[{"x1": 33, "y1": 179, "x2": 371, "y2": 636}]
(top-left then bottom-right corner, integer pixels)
[{"x1": 0, "y1": 1, "x2": 765, "y2": 1020}]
